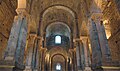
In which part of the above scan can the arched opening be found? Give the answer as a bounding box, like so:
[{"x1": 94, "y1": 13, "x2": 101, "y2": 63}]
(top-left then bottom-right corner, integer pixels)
[
  {"x1": 51, "y1": 54, "x2": 66, "y2": 71},
  {"x1": 45, "y1": 22, "x2": 71, "y2": 50},
  {"x1": 40, "y1": 5, "x2": 77, "y2": 37}
]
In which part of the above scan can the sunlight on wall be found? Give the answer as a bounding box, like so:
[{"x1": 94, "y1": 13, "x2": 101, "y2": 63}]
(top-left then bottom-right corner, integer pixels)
[
  {"x1": 103, "y1": 20, "x2": 111, "y2": 39},
  {"x1": 18, "y1": 0, "x2": 26, "y2": 8}
]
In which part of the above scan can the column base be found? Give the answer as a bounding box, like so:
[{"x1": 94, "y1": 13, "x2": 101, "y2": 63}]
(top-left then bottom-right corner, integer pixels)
[
  {"x1": 0, "y1": 60, "x2": 25, "y2": 71},
  {"x1": 84, "y1": 67, "x2": 92, "y2": 71},
  {"x1": 24, "y1": 66, "x2": 32, "y2": 71},
  {"x1": 0, "y1": 60, "x2": 15, "y2": 71}
]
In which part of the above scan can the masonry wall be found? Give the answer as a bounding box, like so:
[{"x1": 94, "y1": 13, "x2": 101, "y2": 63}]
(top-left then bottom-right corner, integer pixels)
[
  {"x1": 0, "y1": 0, "x2": 17, "y2": 60},
  {"x1": 103, "y1": 0, "x2": 120, "y2": 61}
]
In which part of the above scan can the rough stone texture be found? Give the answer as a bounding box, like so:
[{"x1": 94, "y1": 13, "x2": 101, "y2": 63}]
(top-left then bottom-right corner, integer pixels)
[
  {"x1": 0, "y1": 0, "x2": 120, "y2": 71},
  {"x1": 103, "y1": 0, "x2": 120, "y2": 61},
  {"x1": 0, "y1": 0, "x2": 17, "y2": 60},
  {"x1": 88, "y1": 19, "x2": 102, "y2": 68}
]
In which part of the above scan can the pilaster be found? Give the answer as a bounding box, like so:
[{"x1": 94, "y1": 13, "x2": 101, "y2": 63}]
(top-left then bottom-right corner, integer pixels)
[
  {"x1": 24, "y1": 34, "x2": 37, "y2": 71},
  {"x1": 91, "y1": 13, "x2": 111, "y2": 64},
  {"x1": 88, "y1": 18, "x2": 102, "y2": 69},
  {"x1": 81, "y1": 37, "x2": 92, "y2": 71},
  {"x1": 0, "y1": 0, "x2": 28, "y2": 71},
  {"x1": 73, "y1": 38, "x2": 82, "y2": 71}
]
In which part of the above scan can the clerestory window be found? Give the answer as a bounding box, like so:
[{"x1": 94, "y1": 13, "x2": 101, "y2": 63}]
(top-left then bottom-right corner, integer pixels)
[{"x1": 55, "y1": 35, "x2": 61, "y2": 44}]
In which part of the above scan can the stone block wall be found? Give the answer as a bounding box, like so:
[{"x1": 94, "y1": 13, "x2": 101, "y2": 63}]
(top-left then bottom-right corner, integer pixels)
[
  {"x1": 0, "y1": 0, "x2": 17, "y2": 60},
  {"x1": 103, "y1": 0, "x2": 120, "y2": 61}
]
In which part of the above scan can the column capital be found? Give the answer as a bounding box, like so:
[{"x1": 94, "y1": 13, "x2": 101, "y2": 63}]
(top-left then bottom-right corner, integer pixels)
[
  {"x1": 37, "y1": 36, "x2": 43, "y2": 40},
  {"x1": 16, "y1": 0, "x2": 27, "y2": 16},
  {"x1": 73, "y1": 38, "x2": 80, "y2": 42},
  {"x1": 29, "y1": 33, "x2": 37, "y2": 38},
  {"x1": 91, "y1": 12, "x2": 103, "y2": 21},
  {"x1": 80, "y1": 36, "x2": 88, "y2": 42},
  {"x1": 69, "y1": 48, "x2": 74, "y2": 52},
  {"x1": 16, "y1": 8, "x2": 27, "y2": 18}
]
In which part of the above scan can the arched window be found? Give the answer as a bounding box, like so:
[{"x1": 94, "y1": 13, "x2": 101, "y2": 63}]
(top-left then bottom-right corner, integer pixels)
[
  {"x1": 55, "y1": 35, "x2": 61, "y2": 44},
  {"x1": 56, "y1": 63, "x2": 61, "y2": 70}
]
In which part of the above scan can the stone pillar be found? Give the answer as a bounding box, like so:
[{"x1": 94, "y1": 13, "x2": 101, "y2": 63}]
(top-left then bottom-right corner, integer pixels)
[
  {"x1": 41, "y1": 48, "x2": 46, "y2": 71},
  {"x1": 69, "y1": 49, "x2": 74, "y2": 71},
  {"x1": 74, "y1": 39, "x2": 82, "y2": 71},
  {"x1": 0, "y1": 5, "x2": 28, "y2": 71},
  {"x1": 36, "y1": 37, "x2": 43, "y2": 71},
  {"x1": 81, "y1": 37, "x2": 92, "y2": 71},
  {"x1": 73, "y1": 49, "x2": 77, "y2": 71},
  {"x1": 24, "y1": 34, "x2": 36, "y2": 71},
  {"x1": 31, "y1": 36, "x2": 41, "y2": 70},
  {"x1": 88, "y1": 18, "x2": 102, "y2": 69},
  {"x1": 91, "y1": 13, "x2": 111, "y2": 63},
  {"x1": 80, "y1": 40, "x2": 85, "y2": 69}
]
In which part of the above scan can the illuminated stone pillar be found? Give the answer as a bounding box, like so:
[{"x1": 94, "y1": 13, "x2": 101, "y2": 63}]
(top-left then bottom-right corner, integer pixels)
[
  {"x1": 81, "y1": 37, "x2": 92, "y2": 71},
  {"x1": 91, "y1": 13, "x2": 111, "y2": 64},
  {"x1": 88, "y1": 18, "x2": 102, "y2": 69},
  {"x1": 0, "y1": 0, "x2": 28, "y2": 71},
  {"x1": 24, "y1": 34, "x2": 36, "y2": 71},
  {"x1": 4, "y1": 0, "x2": 27, "y2": 59}
]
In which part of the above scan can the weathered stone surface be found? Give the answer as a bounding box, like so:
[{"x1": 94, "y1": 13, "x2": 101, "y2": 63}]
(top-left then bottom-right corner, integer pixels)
[
  {"x1": 103, "y1": 0, "x2": 120, "y2": 61},
  {"x1": 0, "y1": 0, "x2": 120, "y2": 71},
  {"x1": 0, "y1": 0, "x2": 17, "y2": 60}
]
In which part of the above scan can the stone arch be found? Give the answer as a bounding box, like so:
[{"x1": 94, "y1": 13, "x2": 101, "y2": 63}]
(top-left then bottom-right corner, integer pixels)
[
  {"x1": 51, "y1": 54, "x2": 66, "y2": 71},
  {"x1": 39, "y1": 4, "x2": 77, "y2": 36},
  {"x1": 45, "y1": 22, "x2": 71, "y2": 38}
]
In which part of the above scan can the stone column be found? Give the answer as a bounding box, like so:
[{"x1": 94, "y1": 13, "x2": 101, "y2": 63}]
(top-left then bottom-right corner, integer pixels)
[
  {"x1": 74, "y1": 39, "x2": 82, "y2": 71},
  {"x1": 81, "y1": 37, "x2": 92, "y2": 71},
  {"x1": 72, "y1": 49, "x2": 77, "y2": 71},
  {"x1": 41, "y1": 48, "x2": 46, "y2": 71},
  {"x1": 0, "y1": 6, "x2": 28, "y2": 71},
  {"x1": 69, "y1": 49, "x2": 74, "y2": 71},
  {"x1": 80, "y1": 40, "x2": 85, "y2": 69},
  {"x1": 31, "y1": 36, "x2": 41, "y2": 70},
  {"x1": 91, "y1": 13, "x2": 111, "y2": 63},
  {"x1": 24, "y1": 34, "x2": 36, "y2": 71},
  {"x1": 88, "y1": 18, "x2": 102, "y2": 69}
]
